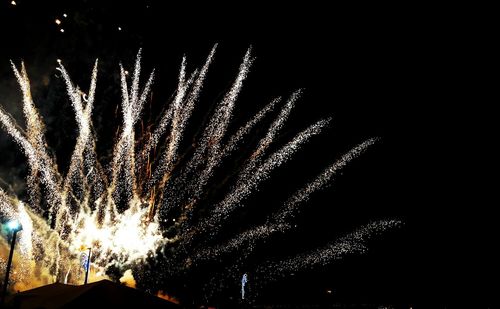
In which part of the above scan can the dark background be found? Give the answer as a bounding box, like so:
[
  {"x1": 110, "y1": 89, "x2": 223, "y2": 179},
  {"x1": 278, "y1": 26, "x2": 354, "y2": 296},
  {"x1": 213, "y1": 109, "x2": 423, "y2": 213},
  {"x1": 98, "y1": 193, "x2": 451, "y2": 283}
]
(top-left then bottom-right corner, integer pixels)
[{"x1": 0, "y1": 0, "x2": 495, "y2": 307}]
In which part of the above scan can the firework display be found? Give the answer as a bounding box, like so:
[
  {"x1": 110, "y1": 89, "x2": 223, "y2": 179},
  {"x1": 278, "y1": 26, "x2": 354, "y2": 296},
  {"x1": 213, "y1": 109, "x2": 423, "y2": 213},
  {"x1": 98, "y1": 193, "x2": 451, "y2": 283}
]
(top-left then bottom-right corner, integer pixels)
[{"x1": 0, "y1": 46, "x2": 399, "y2": 301}]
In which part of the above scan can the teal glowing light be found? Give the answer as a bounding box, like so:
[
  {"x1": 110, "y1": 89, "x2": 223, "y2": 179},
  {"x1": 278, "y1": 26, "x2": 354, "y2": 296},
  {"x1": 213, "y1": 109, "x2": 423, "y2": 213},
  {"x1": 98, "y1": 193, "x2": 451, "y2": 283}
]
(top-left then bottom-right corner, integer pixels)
[{"x1": 6, "y1": 220, "x2": 22, "y2": 232}]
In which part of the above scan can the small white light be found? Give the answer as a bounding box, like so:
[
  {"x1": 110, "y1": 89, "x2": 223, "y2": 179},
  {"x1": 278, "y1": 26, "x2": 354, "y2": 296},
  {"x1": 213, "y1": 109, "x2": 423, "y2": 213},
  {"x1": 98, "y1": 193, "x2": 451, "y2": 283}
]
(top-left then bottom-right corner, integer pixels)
[
  {"x1": 11, "y1": 1, "x2": 16, "y2": 6},
  {"x1": 118, "y1": 26, "x2": 122, "y2": 31},
  {"x1": 124, "y1": 70, "x2": 129, "y2": 75},
  {"x1": 63, "y1": 13, "x2": 68, "y2": 18},
  {"x1": 60, "y1": 29, "x2": 65, "y2": 33},
  {"x1": 172, "y1": 218, "x2": 176, "y2": 222},
  {"x1": 57, "y1": 59, "x2": 62, "y2": 64},
  {"x1": 55, "y1": 19, "x2": 61, "y2": 25}
]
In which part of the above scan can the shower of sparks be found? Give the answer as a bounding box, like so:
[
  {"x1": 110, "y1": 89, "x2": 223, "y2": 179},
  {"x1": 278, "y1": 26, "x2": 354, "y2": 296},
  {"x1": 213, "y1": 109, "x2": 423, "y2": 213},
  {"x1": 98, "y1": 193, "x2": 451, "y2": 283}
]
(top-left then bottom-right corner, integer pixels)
[{"x1": 0, "y1": 46, "x2": 399, "y2": 298}]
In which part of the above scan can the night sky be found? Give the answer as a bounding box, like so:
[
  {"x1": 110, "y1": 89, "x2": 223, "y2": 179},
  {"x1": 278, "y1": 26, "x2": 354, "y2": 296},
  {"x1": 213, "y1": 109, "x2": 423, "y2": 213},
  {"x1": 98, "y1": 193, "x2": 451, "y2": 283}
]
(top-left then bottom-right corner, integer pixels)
[{"x1": 0, "y1": 0, "x2": 494, "y2": 307}]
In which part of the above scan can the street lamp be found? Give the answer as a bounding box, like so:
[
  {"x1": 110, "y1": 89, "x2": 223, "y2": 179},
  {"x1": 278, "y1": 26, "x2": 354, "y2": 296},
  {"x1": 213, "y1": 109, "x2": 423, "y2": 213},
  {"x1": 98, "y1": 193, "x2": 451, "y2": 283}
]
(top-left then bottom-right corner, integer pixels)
[{"x1": 1, "y1": 220, "x2": 23, "y2": 304}]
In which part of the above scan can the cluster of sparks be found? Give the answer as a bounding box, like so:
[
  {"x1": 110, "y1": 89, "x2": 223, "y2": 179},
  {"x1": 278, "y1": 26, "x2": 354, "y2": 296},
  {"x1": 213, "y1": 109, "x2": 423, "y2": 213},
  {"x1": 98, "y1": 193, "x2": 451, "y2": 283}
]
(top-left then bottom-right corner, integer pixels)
[{"x1": 0, "y1": 46, "x2": 400, "y2": 299}]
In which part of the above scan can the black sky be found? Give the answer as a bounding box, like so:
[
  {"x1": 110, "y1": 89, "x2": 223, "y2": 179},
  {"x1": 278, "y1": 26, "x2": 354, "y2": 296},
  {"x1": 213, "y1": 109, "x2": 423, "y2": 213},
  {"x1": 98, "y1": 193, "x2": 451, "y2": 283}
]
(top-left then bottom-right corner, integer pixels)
[{"x1": 0, "y1": 0, "x2": 495, "y2": 307}]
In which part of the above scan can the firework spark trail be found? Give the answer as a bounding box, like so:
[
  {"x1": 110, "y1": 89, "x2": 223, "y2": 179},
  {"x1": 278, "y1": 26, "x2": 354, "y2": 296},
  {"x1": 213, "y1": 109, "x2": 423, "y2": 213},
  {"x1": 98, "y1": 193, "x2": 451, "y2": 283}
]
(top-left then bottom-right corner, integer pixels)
[
  {"x1": 254, "y1": 220, "x2": 402, "y2": 280},
  {"x1": 129, "y1": 50, "x2": 143, "y2": 115},
  {"x1": 11, "y1": 62, "x2": 44, "y2": 211},
  {"x1": 231, "y1": 90, "x2": 301, "y2": 195},
  {"x1": 225, "y1": 97, "x2": 281, "y2": 154},
  {"x1": 199, "y1": 48, "x2": 253, "y2": 154},
  {"x1": 6, "y1": 63, "x2": 61, "y2": 215},
  {"x1": 192, "y1": 224, "x2": 289, "y2": 264},
  {"x1": 255, "y1": 90, "x2": 301, "y2": 157},
  {"x1": 11, "y1": 62, "x2": 46, "y2": 158},
  {"x1": 161, "y1": 55, "x2": 186, "y2": 164},
  {"x1": 0, "y1": 107, "x2": 58, "y2": 208}
]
